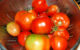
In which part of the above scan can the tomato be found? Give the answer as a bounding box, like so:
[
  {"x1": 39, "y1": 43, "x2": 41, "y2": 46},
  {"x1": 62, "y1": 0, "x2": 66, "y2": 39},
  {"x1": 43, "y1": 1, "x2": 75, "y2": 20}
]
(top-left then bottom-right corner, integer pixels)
[
  {"x1": 18, "y1": 31, "x2": 31, "y2": 46},
  {"x1": 48, "y1": 33, "x2": 54, "y2": 39},
  {"x1": 28, "y1": 9, "x2": 38, "y2": 17},
  {"x1": 15, "y1": 11, "x2": 37, "y2": 31},
  {"x1": 51, "y1": 36, "x2": 68, "y2": 50},
  {"x1": 32, "y1": 0, "x2": 48, "y2": 13},
  {"x1": 51, "y1": 13, "x2": 70, "y2": 28},
  {"x1": 25, "y1": 34, "x2": 50, "y2": 50},
  {"x1": 56, "y1": 26, "x2": 66, "y2": 31},
  {"x1": 47, "y1": 5, "x2": 59, "y2": 16},
  {"x1": 32, "y1": 16, "x2": 53, "y2": 34},
  {"x1": 39, "y1": 12, "x2": 48, "y2": 17},
  {"x1": 53, "y1": 26, "x2": 69, "y2": 40},
  {"x1": 7, "y1": 22, "x2": 20, "y2": 36},
  {"x1": 15, "y1": 11, "x2": 27, "y2": 23}
]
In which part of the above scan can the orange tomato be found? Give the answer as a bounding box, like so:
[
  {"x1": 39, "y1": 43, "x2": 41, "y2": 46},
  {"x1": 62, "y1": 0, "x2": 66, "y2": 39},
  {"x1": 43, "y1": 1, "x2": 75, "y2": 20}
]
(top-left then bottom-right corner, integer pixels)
[
  {"x1": 47, "y1": 5, "x2": 59, "y2": 16},
  {"x1": 15, "y1": 10, "x2": 37, "y2": 30},
  {"x1": 7, "y1": 22, "x2": 20, "y2": 36}
]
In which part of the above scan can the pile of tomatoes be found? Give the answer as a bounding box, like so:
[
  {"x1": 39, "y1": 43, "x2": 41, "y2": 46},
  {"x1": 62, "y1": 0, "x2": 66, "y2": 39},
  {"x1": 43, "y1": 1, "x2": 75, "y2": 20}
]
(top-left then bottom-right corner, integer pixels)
[{"x1": 6, "y1": 0, "x2": 70, "y2": 50}]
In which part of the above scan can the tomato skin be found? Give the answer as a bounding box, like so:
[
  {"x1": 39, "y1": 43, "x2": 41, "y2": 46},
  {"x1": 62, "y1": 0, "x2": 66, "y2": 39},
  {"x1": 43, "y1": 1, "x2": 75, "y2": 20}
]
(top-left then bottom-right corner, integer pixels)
[
  {"x1": 32, "y1": 0, "x2": 48, "y2": 13},
  {"x1": 15, "y1": 11, "x2": 37, "y2": 31},
  {"x1": 28, "y1": 9, "x2": 38, "y2": 17},
  {"x1": 7, "y1": 22, "x2": 20, "y2": 36},
  {"x1": 51, "y1": 36, "x2": 68, "y2": 50},
  {"x1": 57, "y1": 26, "x2": 66, "y2": 31},
  {"x1": 47, "y1": 5, "x2": 59, "y2": 16},
  {"x1": 48, "y1": 33, "x2": 54, "y2": 39},
  {"x1": 15, "y1": 11, "x2": 27, "y2": 23},
  {"x1": 25, "y1": 34, "x2": 50, "y2": 50},
  {"x1": 32, "y1": 17, "x2": 53, "y2": 34},
  {"x1": 18, "y1": 31, "x2": 31, "y2": 46},
  {"x1": 51, "y1": 13, "x2": 70, "y2": 28},
  {"x1": 54, "y1": 30, "x2": 69, "y2": 40},
  {"x1": 39, "y1": 12, "x2": 48, "y2": 17},
  {"x1": 52, "y1": 26, "x2": 69, "y2": 40}
]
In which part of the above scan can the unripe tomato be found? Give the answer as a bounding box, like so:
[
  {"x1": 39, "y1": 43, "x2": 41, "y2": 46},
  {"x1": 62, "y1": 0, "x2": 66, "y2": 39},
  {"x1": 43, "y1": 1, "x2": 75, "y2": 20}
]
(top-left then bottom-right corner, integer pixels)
[
  {"x1": 7, "y1": 22, "x2": 20, "y2": 36},
  {"x1": 25, "y1": 34, "x2": 50, "y2": 50}
]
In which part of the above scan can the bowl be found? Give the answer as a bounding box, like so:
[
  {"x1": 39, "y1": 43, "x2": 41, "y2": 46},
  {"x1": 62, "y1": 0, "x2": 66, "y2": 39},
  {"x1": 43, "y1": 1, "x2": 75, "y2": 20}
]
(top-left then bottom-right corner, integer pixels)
[{"x1": 0, "y1": 0, "x2": 80, "y2": 50}]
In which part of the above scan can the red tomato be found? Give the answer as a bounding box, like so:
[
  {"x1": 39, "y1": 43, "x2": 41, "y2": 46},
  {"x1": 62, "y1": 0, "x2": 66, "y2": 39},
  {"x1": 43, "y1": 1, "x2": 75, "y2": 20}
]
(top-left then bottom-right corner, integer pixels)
[
  {"x1": 51, "y1": 13, "x2": 70, "y2": 28},
  {"x1": 32, "y1": 0, "x2": 48, "y2": 13},
  {"x1": 18, "y1": 31, "x2": 31, "y2": 46},
  {"x1": 48, "y1": 33, "x2": 54, "y2": 39},
  {"x1": 51, "y1": 36, "x2": 68, "y2": 50},
  {"x1": 25, "y1": 34, "x2": 50, "y2": 50},
  {"x1": 15, "y1": 11, "x2": 27, "y2": 23},
  {"x1": 32, "y1": 16, "x2": 53, "y2": 34},
  {"x1": 57, "y1": 26, "x2": 66, "y2": 31},
  {"x1": 39, "y1": 12, "x2": 48, "y2": 17},
  {"x1": 52, "y1": 26, "x2": 69, "y2": 40},
  {"x1": 28, "y1": 9, "x2": 38, "y2": 17},
  {"x1": 7, "y1": 22, "x2": 20, "y2": 36},
  {"x1": 47, "y1": 5, "x2": 59, "y2": 16},
  {"x1": 15, "y1": 11, "x2": 37, "y2": 31},
  {"x1": 54, "y1": 29, "x2": 69, "y2": 40}
]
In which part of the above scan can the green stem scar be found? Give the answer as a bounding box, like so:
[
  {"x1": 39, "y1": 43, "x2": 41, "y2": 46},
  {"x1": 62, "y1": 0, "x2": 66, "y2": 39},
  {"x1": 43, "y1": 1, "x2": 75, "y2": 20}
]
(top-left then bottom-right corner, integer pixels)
[{"x1": 58, "y1": 21, "x2": 62, "y2": 26}]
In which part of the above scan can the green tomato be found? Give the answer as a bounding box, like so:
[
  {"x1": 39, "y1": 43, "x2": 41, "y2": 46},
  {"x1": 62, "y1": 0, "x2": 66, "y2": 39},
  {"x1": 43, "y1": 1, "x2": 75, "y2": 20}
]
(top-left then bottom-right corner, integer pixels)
[{"x1": 25, "y1": 34, "x2": 50, "y2": 50}]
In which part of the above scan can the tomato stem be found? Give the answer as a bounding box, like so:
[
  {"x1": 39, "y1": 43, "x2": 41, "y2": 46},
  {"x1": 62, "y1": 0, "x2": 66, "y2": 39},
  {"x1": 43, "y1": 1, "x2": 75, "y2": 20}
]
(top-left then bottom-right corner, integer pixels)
[{"x1": 50, "y1": 26, "x2": 58, "y2": 33}]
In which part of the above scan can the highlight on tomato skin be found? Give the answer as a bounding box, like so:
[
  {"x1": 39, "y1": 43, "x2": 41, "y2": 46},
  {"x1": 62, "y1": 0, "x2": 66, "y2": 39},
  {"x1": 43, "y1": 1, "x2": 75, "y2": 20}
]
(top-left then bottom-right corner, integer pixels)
[{"x1": 6, "y1": 22, "x2": 21, "y2": 37}]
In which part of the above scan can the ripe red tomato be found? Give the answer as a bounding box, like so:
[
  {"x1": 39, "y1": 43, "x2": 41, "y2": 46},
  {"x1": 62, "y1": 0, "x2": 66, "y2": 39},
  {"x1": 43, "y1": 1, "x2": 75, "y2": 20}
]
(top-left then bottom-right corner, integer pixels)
[
  {"x1": 15, "y1": 11, "x2": 37, "y2": 31},
  {"x1": 48, "y1": 33, "x2": 54, "y2": 39},
  {"x1": 54, "y1": 27, "x2": 69, "y2": 40},
  {"x1": 7, "y1": 22, "x2": 20, "y2": 36},
  {"x1": 51, "y1": 13, "x2": 70, "y2": 28},
  {"x1": 51, "y1": 26, "x2": 69, "y2": 40},
  {"x1": 25, "y1": 34, "x2": 50, "y2": 50},
  {"x1": 32, "y1": 0, "x2": 48, "y2": 13},
  {"x1": 39, "y1": 12, "x2": 48, "y2": 17},
  {"x1": 18, "y1": 31, "x2": 31, "y2": 46},
  {"x1": 15, "y1": 11, "x2": 27, "y2": 23},
  {"x1": 28, "y1": 9, "x2": 38, "y2": 17},
  {"x1": 32, "y1": 16, "x2": 53, "y2": 34},
  {"x1": 47, "y1": 5, "x2": 59, "y2": 16},
  {"x1": 51, "y1": 36, "x2": 68, "y2": 50}
]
